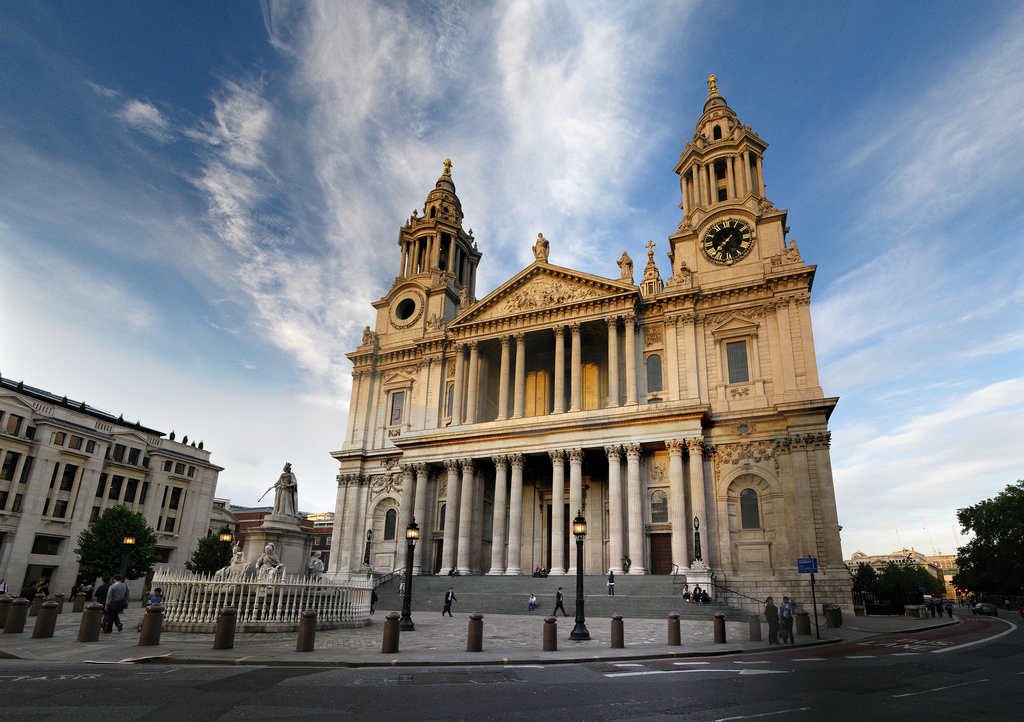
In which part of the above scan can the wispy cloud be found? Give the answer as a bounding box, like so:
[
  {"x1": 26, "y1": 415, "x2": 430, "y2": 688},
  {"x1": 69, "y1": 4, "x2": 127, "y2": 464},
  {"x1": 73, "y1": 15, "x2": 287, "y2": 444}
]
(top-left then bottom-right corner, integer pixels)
[{"x1": 115, "y1": 99, "x2": 174, "y2": 142}]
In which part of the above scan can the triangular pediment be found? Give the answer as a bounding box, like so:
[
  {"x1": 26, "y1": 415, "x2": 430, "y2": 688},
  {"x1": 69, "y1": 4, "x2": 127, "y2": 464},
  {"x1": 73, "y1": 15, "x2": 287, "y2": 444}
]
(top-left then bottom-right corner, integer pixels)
[
  {"x1": 0, "y1": 392, "x2": 39, "y2": 416},
  {"x1": 453, "y1": 262, "x2": 637, "y2": 327},
  {"x1": 710, "y1": 315, "x2": 760, "y2": 337}
]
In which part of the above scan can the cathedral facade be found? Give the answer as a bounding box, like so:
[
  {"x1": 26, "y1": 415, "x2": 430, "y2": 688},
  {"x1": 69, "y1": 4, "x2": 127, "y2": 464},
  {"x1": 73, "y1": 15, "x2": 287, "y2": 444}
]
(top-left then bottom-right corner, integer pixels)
[{"x1": 329, "y1": 77, "x2": 850, "y2": 609}]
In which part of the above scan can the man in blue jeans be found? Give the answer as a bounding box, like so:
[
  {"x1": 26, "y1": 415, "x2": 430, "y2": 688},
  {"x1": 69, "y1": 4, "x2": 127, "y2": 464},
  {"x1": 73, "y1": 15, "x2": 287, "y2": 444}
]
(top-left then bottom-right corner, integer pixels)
[{"x1": 103, "y1": 575, "x2": 129, "y2": 633}]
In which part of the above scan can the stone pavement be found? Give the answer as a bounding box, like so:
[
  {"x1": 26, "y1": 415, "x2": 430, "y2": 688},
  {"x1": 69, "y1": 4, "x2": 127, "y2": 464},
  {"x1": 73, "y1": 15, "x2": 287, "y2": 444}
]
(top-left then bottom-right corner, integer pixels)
[{"x1": 0, "y1": 607, "x2": 959, "y2": 668}]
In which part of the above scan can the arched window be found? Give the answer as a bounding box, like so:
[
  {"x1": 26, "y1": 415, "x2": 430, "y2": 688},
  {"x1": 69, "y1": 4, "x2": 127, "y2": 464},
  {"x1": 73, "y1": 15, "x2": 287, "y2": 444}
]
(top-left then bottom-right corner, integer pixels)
[
  {"x1": 650, "y1": 490, "x2": 668, "y2": 523},
  {"x1": 740, "y1": 488, "x2": 760, "y2": 529},
  {"x1": 430, "y1": 206, "x2": 437, "y2": 218},
  {"x1": 384, "y1": 508, "x2": 397, "y2": 540},
  {"x1": 446, "y1": 383, "x2": 455, "y2": 417},
  {"x1": 438, "y1": 504, "x2": 446, "y2": 532},
  {"x1": 713, "y1": 125, "x2": 722, "y2": 140},
  {"x1": 646, "y1": 354, "x2": 663, "y2": 392}
]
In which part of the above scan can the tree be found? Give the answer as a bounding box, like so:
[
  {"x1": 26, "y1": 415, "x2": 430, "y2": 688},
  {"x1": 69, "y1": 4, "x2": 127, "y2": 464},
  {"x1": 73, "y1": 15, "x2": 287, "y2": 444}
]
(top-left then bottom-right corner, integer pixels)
[
  {"x1": 186, "y1": 528, "x2": 233, "y2": 575},
  {"x1": 75, "y1": 505, "x2": 159, "y2": 581},
  {"x1": 954, "y1": 480, "x2": 1024, "y2": 595},
  {"x1": 849, "y1": 562, "x2": 878, "y2": 593}
]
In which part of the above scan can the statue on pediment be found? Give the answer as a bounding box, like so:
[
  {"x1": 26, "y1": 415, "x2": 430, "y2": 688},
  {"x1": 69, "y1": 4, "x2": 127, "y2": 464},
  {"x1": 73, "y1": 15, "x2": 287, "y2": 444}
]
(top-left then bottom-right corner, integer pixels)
[
  {"x1": 533, "y1": 233, "x2": 550, "y2": 263},
  {"x1": 617, "y1": 252, "x2": 634, "y2": 282}
]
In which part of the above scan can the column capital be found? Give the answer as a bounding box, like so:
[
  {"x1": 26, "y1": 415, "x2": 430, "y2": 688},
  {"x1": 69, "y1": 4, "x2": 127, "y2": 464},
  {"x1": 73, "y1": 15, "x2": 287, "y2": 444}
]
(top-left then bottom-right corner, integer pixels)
[
  {"x1": 499, "y1": 334, "x2": 511, "y2": 346},
  {"x1": 444, "y1": 459, "x2": 460, "y2": 472},
  {"x1": 625, "y1": 442, "x2": 642, "y2": 459},
  {"x1": 460, "y1": 458, "x2": 475, "y2": 472},
  {"x1": 685, "y1": 438, "x2": 708, "y2": 458},
  {"x1": 569, "y1": 321, "x2": 581, "y2": 336},
  {"x1": 665, "y1": 439, "x2": 685, "y2": 456},
  {"x1": 491, "y1": 455, "x2": 509, "y2": 469},
  {"x1": 553, "y1": 325, "x2": 565, "y2": 339},
  {"x1": 509, "y1": 453, "x2": 525, "y2": 469},
  {"x1": 568, "y1": 448, "x2": 585, "y2": 464},
  {"x1": 414, "y1": 462, "x2": 430, "y2": 474},
  {"x1": 604, "y1": 444, "x2": 623, "y2": 459},
  {"x1": 606, "y1": 315, "x2": 620, "y2": 329},
  {"x1": 548, "y1": 449, "x2": 566, "y2": 463},
  {"x1": 624, "y1": 313, "x2": 637, "y2": 327},
  {"x1": 399, "y1": 463, "x2": 415, "y2": 475},
  {"x1": 455, "y1": 341, "x2": 467, "y2": 353},
  {"x1": 468, "y1": 339, "x2": 479, "y2": 350},
  {"x1": 514, "y1": 331, "x2": 526, "y2": 343}
]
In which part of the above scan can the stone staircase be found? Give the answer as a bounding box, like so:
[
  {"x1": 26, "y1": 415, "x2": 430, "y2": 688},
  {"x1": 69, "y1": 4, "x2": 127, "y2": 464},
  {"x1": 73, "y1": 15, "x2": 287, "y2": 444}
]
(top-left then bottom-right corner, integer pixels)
[{"x1": 373, "y1": 574, "x2": 749, "y2": 621}]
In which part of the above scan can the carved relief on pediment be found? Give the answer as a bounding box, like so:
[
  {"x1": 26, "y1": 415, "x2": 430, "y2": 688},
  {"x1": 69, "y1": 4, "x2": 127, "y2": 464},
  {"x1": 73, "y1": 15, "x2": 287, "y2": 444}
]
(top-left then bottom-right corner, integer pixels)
[{"x1": 502, "y1": 277, "x2": 600, "y2": 313}]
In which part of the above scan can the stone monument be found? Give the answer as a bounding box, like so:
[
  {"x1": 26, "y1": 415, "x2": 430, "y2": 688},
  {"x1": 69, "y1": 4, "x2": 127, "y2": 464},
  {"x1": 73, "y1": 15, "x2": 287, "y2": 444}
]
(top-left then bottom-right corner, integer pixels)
[{"x1": 243, "y1": 463, "x2": 311, "y2": 577}]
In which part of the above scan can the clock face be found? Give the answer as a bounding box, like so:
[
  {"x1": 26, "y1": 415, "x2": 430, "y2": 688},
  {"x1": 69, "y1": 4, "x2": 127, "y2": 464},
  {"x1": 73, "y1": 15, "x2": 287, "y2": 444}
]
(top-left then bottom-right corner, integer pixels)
[{"x1": 701, "y1": 219, "x2": 755, "y2": 264}]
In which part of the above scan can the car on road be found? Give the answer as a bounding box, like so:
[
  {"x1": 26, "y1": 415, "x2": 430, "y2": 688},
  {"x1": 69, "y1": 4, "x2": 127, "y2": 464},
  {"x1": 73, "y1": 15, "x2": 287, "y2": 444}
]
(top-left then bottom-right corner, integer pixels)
[{"x1": 972, "y1": 603, "x2": 998, "y2": 616}]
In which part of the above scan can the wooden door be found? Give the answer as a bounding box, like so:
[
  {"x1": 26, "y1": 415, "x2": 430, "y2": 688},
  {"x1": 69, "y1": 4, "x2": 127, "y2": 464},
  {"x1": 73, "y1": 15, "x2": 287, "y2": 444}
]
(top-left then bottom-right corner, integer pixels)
[{"x1": 650, "y1": 533, "x2": 673, "y2": 575}]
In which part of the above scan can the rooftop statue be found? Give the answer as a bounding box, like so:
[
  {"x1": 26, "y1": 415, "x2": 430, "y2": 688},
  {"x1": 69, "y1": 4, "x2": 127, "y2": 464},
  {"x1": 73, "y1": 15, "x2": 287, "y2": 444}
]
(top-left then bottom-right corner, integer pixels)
[{"x1": 533, "y1": 233, "x2": 550, "y2": 263}]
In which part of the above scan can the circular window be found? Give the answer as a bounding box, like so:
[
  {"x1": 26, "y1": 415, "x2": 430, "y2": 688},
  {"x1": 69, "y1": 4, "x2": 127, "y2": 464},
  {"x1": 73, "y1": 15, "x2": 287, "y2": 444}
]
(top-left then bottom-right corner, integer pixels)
[{"x1": 396, "y1": 298, "x2": 417, "y2": 320}]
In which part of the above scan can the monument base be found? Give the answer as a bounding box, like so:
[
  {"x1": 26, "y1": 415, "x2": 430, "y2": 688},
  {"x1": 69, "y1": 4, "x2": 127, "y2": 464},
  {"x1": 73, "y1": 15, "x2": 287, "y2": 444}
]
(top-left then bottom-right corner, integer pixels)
[{"x1": 244, "y1": 524, "x2": 310, "y2": 578}]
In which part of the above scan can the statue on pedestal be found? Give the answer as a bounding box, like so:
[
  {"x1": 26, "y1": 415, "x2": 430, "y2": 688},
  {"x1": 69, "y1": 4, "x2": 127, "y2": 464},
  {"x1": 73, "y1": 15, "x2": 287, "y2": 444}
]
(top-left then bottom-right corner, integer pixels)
[
  {"x1": 273, "y1": 463, "x2": 299, "y2": 517},
  {"x1": 306, "y1": 551, "x2": 325, "y2": 581},
  {"x1": 255, "y1": 543, "x2": 286, "y2": 582}
]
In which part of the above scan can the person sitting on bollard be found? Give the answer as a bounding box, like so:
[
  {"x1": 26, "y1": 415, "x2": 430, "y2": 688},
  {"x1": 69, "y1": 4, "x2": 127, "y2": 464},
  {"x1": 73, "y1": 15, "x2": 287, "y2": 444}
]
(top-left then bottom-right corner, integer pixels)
[{"x1": 138, "y1": 588, "x2": 164, "y2": 631}]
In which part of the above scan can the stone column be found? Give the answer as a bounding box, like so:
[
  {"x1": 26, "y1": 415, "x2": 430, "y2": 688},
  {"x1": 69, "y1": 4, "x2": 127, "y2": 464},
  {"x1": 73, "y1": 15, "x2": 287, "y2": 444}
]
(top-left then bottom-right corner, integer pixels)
[
  {"x1": 412, "y1": 464, "x2": 430, "y2": 574},
  {"x1": 328, "y1": 475, "x2": 351, "y2": 574},
  {"x1": 605, "y1": 445, "x2": 625, "y2": 575},
  {"x1": 397, "y1": 464, "x2": 415, "y2": 572},
  {"x1": 756, "y1": 154, "x2": 765, "y2": 196},
  {"x1": 567, "y1": 448, "x2": 584, "y2": 575},
  {"x1": 452, "y1": 344, "x2": 466, "y2": 425},
  {"x1": 553, "y1": 326, "x2": 566, "y2": 413},
  {"x1": 569, "y1": 322, "x2": 582, "y2": 412},
  {"x1": 440, "y1": 460, "x2": 460, "y2": 573},
  {"x1": 497, "y1": 335, "x2": 511, "y2": 420},
  {"x1": 456, "y1": 458, "x2": 475, "y2": 575},
  {"x1": 489, "y1": 456, "x2": 509, "y2": 575},
  {"x1": 707, "y1": 163, "x2": 716, "y2": 206},
  {"x1": 624, "y1": 314, "x2": 638, "y2": 406},
  {"x1": 680, "y1": 173, "x2": 690, "y2": 216},
  {"x1": 506, "y1": 454, "x2": 525, "y2": 575},
  {"x1": 686, "y1": 439, "x2": 707, "y2": 567},
  {"x1": 625, "y1": 443, "x2": 646, "y2": 574},
  {"x1": 512, "y1": 332, "x2": 526, "y2": 419},
  {"x1": 466, "y1": 341, "x2": 480, "y2": 424},
  {"x1": 775, "y1": 297, "x2": 799, "y2": 399},
  {"x1": 549, "y1": 450, "x2": 567, "y2": 575},
  {"x1": 742, "y1": 150, "x2": 751, "y2": 196},
  {"x1": 666, "y1": 441, "x2": 688, "y2": 571},
  {"x1": 606, "y1": 317, "x2": 619, "y2": 407},
  {"x1": 726, "y1": 155, "x2": 736, "y2": 199}
]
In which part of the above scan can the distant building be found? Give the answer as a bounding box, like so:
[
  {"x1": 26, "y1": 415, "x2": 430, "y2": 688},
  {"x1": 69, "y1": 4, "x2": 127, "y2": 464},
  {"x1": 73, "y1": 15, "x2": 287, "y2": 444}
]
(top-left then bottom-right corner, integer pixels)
[
  {"x1": 926, "y1": 553, "x2": 959, "y2": 597},
  {"x1": 0, "y1": 377, "x2": 222, "y2": 593},
  {"x1": 228, "y1": 504, "x2": 314, "y2": 551},
  {"x1": 846, "y1": 549, "x2": 947, "y2": 591}
]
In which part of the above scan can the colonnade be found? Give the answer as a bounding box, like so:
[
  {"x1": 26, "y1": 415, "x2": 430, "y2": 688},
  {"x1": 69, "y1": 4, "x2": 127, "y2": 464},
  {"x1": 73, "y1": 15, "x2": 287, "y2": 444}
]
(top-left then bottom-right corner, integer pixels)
[
  {"x1": 679, "y1": 148, "x2": 764, "y2": 216},
  {"x1": 450, "y1": 316, "x2": 639, "y2": 426},
  {"x1": 387, "y1": 437, "x2": 709, "y2": 577}
]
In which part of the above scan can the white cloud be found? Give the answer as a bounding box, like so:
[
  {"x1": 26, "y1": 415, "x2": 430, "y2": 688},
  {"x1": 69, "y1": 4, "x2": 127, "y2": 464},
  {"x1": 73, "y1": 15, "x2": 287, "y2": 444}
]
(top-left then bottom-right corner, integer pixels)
[{"x1": 116, "y1": 99, "x2": 174, "y2": 142}]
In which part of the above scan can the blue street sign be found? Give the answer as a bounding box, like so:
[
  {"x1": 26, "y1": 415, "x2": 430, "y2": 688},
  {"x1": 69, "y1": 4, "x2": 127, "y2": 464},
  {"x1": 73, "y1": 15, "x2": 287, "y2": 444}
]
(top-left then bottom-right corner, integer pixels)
[{"x1": 798, "y1": 557, "x2": 819, "y2": 574}]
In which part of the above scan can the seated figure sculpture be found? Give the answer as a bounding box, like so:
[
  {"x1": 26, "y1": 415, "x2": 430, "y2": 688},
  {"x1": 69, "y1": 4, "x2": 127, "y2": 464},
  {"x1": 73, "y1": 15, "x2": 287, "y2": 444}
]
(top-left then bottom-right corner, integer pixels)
[
  {"x1": 306, "y1": 550, "x2": 325, "y2": 581},
  {"x1": 255, "y1": 542, "x2": 286, "y2": 583}
]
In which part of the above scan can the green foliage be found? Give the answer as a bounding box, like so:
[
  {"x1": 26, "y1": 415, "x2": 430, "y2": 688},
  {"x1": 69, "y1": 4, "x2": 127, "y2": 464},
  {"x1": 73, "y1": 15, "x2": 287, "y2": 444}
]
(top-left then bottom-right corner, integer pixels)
[
  {"x1": 169, "y1": 431, "x2": 175, "y2": 441},
  {"x1": 74, "y1": 505, "x2": 160, "y2": 581},
  {"x1": 954, "y1": 480, "x2": 1024, "y2": 595},
  {"x1": 849, "y1": 562, "x2": 878, "y2": 593},
  {"x1": 16, "y1": 380, "x2": 24, "y2": 390},
  {"x1": 198, "y1": 440, "x2": 203, "y2": 450},
  {"x1": 134, "y1": 420, "x2": 142, "y2": 430},
  {"x1": 182, "y1": 435, "x2": 188, "y2": 444},
  {"x1": 116, "y1": 414, "x2": 124, "y2": 424},
  {"x1": 185, "y1": 527, "x2": 232, "y2": 575},
  {"x1": 852, "y1": 561, "x2": 944, "y2": 597},
  {"x1": 60, "y1": 395, "x2": 68, "y2": 406},
  {"x1": 78, "y1": 401, "x2": 86, "y2": 411}
]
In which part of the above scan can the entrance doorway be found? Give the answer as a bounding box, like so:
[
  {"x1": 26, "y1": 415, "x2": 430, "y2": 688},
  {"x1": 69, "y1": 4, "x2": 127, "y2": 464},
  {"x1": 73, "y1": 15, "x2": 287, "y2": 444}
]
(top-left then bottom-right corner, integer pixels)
[
  {"x1": 433, "y1": 541, "x2": 444, "y2": 574},
  {"x1": 650, "y1": 533, "x2": 673, "y2": 574},
  {"x1": 545, "y1": 503, "x2": 569, "y2": 571}
]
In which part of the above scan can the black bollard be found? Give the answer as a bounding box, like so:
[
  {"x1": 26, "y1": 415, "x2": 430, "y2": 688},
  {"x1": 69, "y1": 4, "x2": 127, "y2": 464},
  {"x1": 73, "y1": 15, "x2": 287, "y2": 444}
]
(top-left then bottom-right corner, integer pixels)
[
  {"x1": 0, "y1": 594, "x2": 12, "y2": 627},
  {"x1": 467, "y1": 611, "x2": 484, "y2": 652},
  {"x1": 77, "y1": 603, "x2": 104, "y2": 642},
  {"x1": 138, "y1": 604, "x2": 164, "y2": 647},
  {"x1": 4, "y1": 598, "x2": 30, "y2": 634},
  {"x1": 382, "y1": 612, "x2": 400, "y2": 654},
  {"x1": 543, "y1": 616, "x2": 557, "y2": 651},
  {"x1": 795, "y1": 609, "x2": 811, "y2": 636},
  {"x1": 611, "y1": 613, "x2": 624, "y2": 649},
  {"x1": 749, "y1": 612, "x2": 762, "y2": 641},
  {"x1": 667, "y1": 611, "x2": 681, "y2": 646},
  {"x1": 296, "y1": 610, "x2": 317, "y2": 652},
  {"x1": 213, "y1": 607, "x2": 237, "y2": 650},
  {"x1": 73, "y1": 592, "x2": 87, "y2": 613},
  {"x1": 32, "y1": 601, "x2": 59, "y2": 638},
  {"x1": 714, "y1": 612, "x2": 726, "y2": 643},
  {"x1": 29, "y1": 593, "x2": 45, "y2": 617}
]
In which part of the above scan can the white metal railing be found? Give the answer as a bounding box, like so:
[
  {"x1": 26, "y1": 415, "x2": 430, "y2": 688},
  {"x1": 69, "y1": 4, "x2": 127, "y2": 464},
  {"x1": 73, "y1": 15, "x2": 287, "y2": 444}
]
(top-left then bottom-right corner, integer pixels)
[{"x1": 152, "y1": 570, "x2": 374, "y2": 631}]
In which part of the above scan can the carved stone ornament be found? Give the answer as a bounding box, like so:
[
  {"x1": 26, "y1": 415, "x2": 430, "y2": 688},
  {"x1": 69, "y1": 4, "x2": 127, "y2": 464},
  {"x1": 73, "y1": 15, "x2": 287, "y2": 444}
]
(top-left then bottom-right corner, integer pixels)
[
  {"x1": 770, "y1": 238, "x2": 802, "y2": 266},
  {"x1": 645, "y1": 325, "x2": 663, "y2": 347},
  {"x1": 361, "y1": 326, "x2": 379, "y2": 346},
  {"x1": 729, "y1": 385, "x2": 751, "y2": 398},
  {"x1": 369, "y1": 473, "x2": 401, "y2": 500},
  {"x1": 648, "y1": 461, "x2": 666, "y2": 485},
  {"x1": 502, "y1": 278, "x2": 600, "y2": 313}
]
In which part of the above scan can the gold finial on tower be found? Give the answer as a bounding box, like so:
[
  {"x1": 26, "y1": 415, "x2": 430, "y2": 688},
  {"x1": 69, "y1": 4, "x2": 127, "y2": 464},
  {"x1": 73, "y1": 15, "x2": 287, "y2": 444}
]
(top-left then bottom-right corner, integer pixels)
[
  {"x1": 443, "y1": 158, "x2": 452, "y2": 175},
  {"x1": 646, "y1": 240, "x2": 656, "y2": 259},
  {"x1": 708, "y1": 74, "x2": 718, "y2": 94}
]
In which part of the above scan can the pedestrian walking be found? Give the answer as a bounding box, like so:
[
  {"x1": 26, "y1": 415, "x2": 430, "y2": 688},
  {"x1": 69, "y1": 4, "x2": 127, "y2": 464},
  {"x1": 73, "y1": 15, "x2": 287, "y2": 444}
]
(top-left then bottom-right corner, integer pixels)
[
  {"x1": 103, "y1": 575, "x2": 129, "y2": 633},
  {"x1": 607, "y1": 571, "x2": 615, "y2": 596},
  {"x1": 779, "y1": 596, "x2": 795, "y2": 645},
  {"x1": 553, "y1": 587, "x2": 567, "y2": 616},
  {"x1": 765, "y1": 596, "x2": 780, "y2": 645},
  {"x1": 443, "y1": 587, "x2": 457, "y2": 616}
]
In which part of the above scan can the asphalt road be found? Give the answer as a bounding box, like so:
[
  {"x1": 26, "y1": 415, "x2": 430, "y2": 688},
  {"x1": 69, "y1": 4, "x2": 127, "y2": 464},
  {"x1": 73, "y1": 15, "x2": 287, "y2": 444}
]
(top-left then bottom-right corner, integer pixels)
[{"x1": 0, "y1": 612, "x2": 1020, "y2": 721}]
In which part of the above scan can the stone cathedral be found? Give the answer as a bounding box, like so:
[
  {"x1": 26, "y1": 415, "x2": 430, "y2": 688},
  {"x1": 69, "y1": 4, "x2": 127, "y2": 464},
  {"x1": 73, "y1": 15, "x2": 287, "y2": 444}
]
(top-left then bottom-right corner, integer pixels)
[{"x1": 329, "y1": 77, "x2": 850, "y2": 609}]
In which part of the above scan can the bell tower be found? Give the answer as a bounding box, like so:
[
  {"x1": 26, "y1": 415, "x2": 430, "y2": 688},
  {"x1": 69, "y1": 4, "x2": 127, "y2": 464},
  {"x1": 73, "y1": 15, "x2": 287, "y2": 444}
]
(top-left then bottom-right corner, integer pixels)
[{"x1": 368, "y1": 159, "x2": 481, "y2": 348}]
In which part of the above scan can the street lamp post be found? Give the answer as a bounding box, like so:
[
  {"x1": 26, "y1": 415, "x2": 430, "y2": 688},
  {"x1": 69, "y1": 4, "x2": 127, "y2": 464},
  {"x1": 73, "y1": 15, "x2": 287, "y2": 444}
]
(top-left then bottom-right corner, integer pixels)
[
  {"x1": 569, "y1": 510, "x2": 590, "y2": 641},
  {"x1": 120, "y1": 535, "x2": 136, "y2": 580},
  {"x1": 219, "y1": 531, "x2": 233, "y2": 570},
  {"x1": 363, "y1": 529, "x2": 373, "y2": 568},
  {"x1": 400, "y1": 518, "x2": 419, "y2": 631}
]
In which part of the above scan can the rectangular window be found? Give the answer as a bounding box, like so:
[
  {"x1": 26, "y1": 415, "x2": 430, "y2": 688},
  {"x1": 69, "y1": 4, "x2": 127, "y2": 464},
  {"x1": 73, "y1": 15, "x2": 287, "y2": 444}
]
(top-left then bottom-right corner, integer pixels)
[
  {"x1": 59, "y1": 464, "x2": 77, "y2": 491},
  {"x1": 85, "y1": 440, "x2": 96, "y2": 453},
  {"x1": 52, "y1": 499, "x2": 68, "y2": 518},
  {"x1": 69, "y1": 435, "x2": 83, "y2": 450},
  {"x1": 1, "y1": 451, "x2": 19, "y2": 481},
  {"x1": 163, "y1": 460, "x2": 172, "y2": 472},
  {"x1": 52, "y1": 431, "x2": 66, "y2": 445},
  {"x1": 49, "y1": 463, "x2": 61, "y2": 489},
  {"x1": 139, "y1": 481, "x2": 149, "y2": 505},
  {"x1": 18, "y1": 456, "x2": 33, "y2": 483},
  {"x1": 108, "y1": 475, "x2": 123, "y2": 501},
  {"x1": 12, "y1": 494, "x2": 22, "y2": 512},
  {"x1": 164, "y1": 516, "x2": 176, "y2": 532},
  {"x1": 31, "y1": 535, "x2": 63, "y2": 555},
  {"x1": 91, "y1": 506, "x2": 100, "y2": 521},
  {"x1": 112, "y1": 444, "x2": 126, "y2": 462},
  {"x1": 25, "y1": 426, "x2": 35, "y2": 440},
  {"x1": 124, "y1": 478, "x2": 139, "y2": 504},
  {"x1": 127, "y1": 447, "x2": 141, "y2": 466},
  {"x1": 5, "y1": 414, "x2": 24, "y2": 435},
  {"x1": 0, "y1": 490, "x2": 7, "y2": 509},
  {"x1": 327, "y1": 535, "x2": 331, "y2": 546},
  {"x1": 174, "y1": 462, "x2": 185, "y2": 475},
  {"x1": 389, "y1": 390, "x2": 405, "y2": 426},
  {"x1": 95, "y1": 473, "x2": 107, "y2": 498},
  {"x1": 726, "y1": 341, "x2": 750, "y2": 384},
  {"x1": 169, "y1": 487, "x2": 182, "y2": 510},
  {"x1": 187, "y1": 466, "x2": 195, "y2": 477}
]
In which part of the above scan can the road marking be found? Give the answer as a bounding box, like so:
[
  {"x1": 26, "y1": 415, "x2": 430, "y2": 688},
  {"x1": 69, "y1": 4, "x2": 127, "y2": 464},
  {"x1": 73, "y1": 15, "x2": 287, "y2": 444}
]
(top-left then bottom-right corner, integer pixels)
[
  {"x1": 613, "y1": 663, "x2": 644, "y2": 667},
  {"x1": 792, "y1": 658, "x2": 825, "y2": 662},
  {"x1": 892, "y1": 652, "x2": 920, "y2": 656},
  {"x1": 931, "y1": 617, "x2": 1017, "y2": 654},
  {"x1": 733, "y1": 660, "x2": 770, "y2": 664},
  {"x1": 846, "y1": 655, "x2": 875, "y2": 659},
  {"x1": 605, "y1": 668, "x2": 790, "y2": 679},
  {"x1": 893, "y1": 679, "x2": 990, "y2": 698},
  {"x1": 713, "y1": 708, "x2": 811, "y2": 721},
  {"x1": 673, "y1": 661, "x2": 710, "y2": 665}
]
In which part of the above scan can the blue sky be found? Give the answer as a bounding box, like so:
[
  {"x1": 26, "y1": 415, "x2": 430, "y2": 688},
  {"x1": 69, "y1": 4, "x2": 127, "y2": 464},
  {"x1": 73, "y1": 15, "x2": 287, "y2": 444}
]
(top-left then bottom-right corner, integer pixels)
[{"x1": 2, "y1": 1, "x2": 1022, "y2": 561}]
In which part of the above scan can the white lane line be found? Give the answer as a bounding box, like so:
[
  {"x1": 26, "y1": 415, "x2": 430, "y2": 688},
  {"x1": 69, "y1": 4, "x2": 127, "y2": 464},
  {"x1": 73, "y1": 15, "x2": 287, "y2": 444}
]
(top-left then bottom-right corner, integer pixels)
[
  {"x1": 792, "y1": 657, "x2": 825, "y2": 661},
  {"x1": 713, "y1": 708, "x2": 811, "y2": 721},
  {"x1": 733, "y1": 660, "x2": 771, "y2": 664},
  {"x1": 846, "y1": 655, "x2": 875, "y2": 659},
  {"x1": 673, "y1": 661, "x2": 711, "y2": 665},
  {"x1": 893, "y1": 679, "x2": 990, "y2": 698},
  {"x1": 892, "y1": 652, "x2": 920, "y2": 656},
  {"x1": 613, "y1": 663, "x2": 644, "y2": 667},
  {"x1": 605, "y1": 668, "x2": 736, "y2": 678},
  {"x1": 931, "y1": 617, "x2": 1017, "y2": 654}
]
